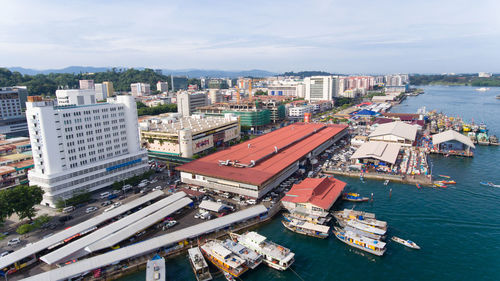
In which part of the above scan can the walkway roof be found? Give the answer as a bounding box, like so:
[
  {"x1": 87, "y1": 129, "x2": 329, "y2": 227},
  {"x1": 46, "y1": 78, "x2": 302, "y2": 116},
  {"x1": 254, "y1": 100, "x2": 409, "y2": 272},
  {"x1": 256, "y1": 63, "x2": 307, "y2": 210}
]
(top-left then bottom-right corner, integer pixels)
[
  {"x1": 86, "y1": 197, "x2": 193, "y2": 253},
  {"x1": 23, "y1": 205, "x2": 268, "y2": 281},
  {"x1": 351, "y1": 142, "x2": 402, "y2": 164},
  {"x1": 40, "y1": 192, "x2": 186, "y2": 265},
  {"x1": 0, "y1": 191, "x2": 164, "y2": 270},
  {"x1": 432, "y1": 130, "x2": 475, "y2": 148}
]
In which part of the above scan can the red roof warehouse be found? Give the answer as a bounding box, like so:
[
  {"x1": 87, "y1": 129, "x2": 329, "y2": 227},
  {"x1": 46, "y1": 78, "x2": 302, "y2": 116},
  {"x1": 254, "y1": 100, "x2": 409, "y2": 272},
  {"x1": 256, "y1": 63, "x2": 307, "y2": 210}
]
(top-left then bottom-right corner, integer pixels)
[
  {"x1": 281, "y1": 177, "x2": 346, "y2": 213},
  {"x1": 176, "y1": 123, "x2": 348, "y2": 198}
]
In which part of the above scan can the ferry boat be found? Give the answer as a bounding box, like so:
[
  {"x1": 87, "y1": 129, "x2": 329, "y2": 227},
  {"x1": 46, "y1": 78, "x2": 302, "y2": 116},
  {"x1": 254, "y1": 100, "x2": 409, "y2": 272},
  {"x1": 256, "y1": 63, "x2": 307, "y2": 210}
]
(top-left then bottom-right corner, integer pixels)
[
  {"x1": 336, "y1": 218, "x2": 387, "y2": 240},
  {"x1": 282, "y1": 219, "x2": 330, "y2": 239},
  {"x1": 222, "y1": 239, "x2": 262, "y2": 269},
  {"x1": 282, "y1": 212, "x2": 330, "y2": 225},
  {"x1": 146, "y1": 254, "x2": 165, "y2": 281},
  {"x1": 200, "y1": 240, "x2": 248, "y2": 277},
  {"x1": 187, "y1": 247, "x2": 213, "y2": 281},
  {"x1": 391, "y1": 236, "x2": 421, "y2": 250},
  {"x1": 342, "y1": 192, "x2": 369, "y2": 202},
  {"x1": 230, "y1": 232, "x2": 295, "y2": 271},
  {"x1": 333, "y1": 226, "x2": 386, "y2": 256},
  {"x1": 333, "y1": 210, "x2": 387, "y2": 230}
]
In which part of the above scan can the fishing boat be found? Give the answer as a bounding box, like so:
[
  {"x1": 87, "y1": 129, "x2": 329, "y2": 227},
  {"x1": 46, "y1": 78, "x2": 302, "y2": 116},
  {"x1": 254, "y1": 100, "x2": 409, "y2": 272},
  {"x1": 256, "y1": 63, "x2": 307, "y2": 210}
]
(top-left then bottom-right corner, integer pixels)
[
  {"x1": 489, "y1": 135, "x2": 498, "y2": 145},
  {"x1": 438, "y1": 175, "x2": 450, "y2": 178},
  {"x1": 146, "y1": 254, "x2": 166, "y2": 281},
  {"x1": 462, "y1": 124, "x2": 471, "y2": 132},
  {"x1": 391, "y1": 236, "x2": 421, "y2": 250},
  {"x1": 479, "y1": 123, "x2": 488, "y2": 133},
  {"x1": 223, "y1": 272, "x2": 235, "y2": 281},
  {"x1": 200, "y1": 240, "x2": 248, "y2": 277},
  {"x1": 383, "y1": 180, "x2": 389, "y2": 185},
  {"x1": 342, "y1": 192, "x2": 369, "y2": 202},
  {"x1": 230, "y1": 232, "x2": 295, "y2": 271},
  {"x1": 333, "y1": 226, "x2": 386, "y2": 256},
  {"x1": 480, "y1": 182, "x2": 500, "y2": 188},
  {"x1": 282, "y1": 212, "x2": 330, "y2": 225},
  {"x1": 282, "y1": 219, "x2": 330, "y2": 239},
  {"x1": 222, "y1": 239, "x2": 262, "y2": 269},
  {"x1": 187, "y1": 247, "x2": 213, "y2": 281},
  {"x1": 336, "y1": 218, "x2": 387, "y2": 240}
]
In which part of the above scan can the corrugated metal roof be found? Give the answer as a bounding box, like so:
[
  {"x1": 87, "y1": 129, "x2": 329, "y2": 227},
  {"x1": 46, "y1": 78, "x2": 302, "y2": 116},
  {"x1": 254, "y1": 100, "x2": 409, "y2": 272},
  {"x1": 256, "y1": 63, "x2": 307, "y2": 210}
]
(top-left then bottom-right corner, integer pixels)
[
  {"x1": 0, "y1": 191, "x2": 164, "y2": 270},
  {"x1": 368, "y1": 121, "x2": 418, "y2": 141},
  {"x1": 85, "y1": 197, "x2": 193, "y2": 253},
  {"x1": 199, "y1": 200, "x2": 224, "y2": 212},
  {"x1": 40, "y1": 192, "x2": 186, "y2": 265},
  {"x1": 432, "y1": 130, "x2": 475, "y2": 148},
  {"x1": 351, "y1": 142, "x2": 402, "y2": 164},
  {"x1": 22, "y1": 205, "x2": 268, "y2": 281}
]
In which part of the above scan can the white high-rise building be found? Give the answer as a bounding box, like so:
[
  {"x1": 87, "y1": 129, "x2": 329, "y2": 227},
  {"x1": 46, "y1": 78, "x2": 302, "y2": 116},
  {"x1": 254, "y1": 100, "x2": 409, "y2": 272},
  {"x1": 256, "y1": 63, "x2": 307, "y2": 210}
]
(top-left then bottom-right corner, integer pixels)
[
  {"x1": 26, "y1": 94, "x2": 148, "y2": 207},
  {"x1": 177, "y1": 92, "x2": 209, "y2": 117},
  {"x1": 131, "y1": 83, "x2": 151, "y2": 96},
  {"x1": 94, "y1": 83, "x2": 108, "y2": 100},
  {"x1": 79, "y1": 80, "x2": 95, "y2": 90},
  {"x1": 304, "y1": 76, "x2": 338, "y2": 101},
  {"x1": 156, "y1": 81, "x2": 169, "y2": 92}
]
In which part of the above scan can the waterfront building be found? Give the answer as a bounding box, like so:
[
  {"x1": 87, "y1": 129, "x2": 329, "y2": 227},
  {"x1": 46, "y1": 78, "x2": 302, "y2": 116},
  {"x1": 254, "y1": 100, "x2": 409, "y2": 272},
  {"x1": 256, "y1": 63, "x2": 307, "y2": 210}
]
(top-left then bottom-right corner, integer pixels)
[
  {"x1": 157, "y1": 81, "x2": 169, "y2": 92},
  {"x1": 177, "y1": 92, "x2": 209, "y2": 117},
  {"x1": 131, "y1": 83, "x2": 151, "y2": 97},
  {"x1": 351, "y1": 142, "x2": 402, "y2": 168},
  {"x1": 368, "y1": 121, "x2": 418, "y2": 146},
  {"x1": 177, "y1": 123, "x2": 348, "y2": 199},
  {"x1": 431, "y1": 130, "x2": 475, "y2": 157},
  {"x1": 79, "y1": 79, "x2": 95, "y2": 90},
  {"x1": 26, "y1": 94, "x2": 148, "y2": 207},
  {"x1": 384, "y1": 74, "x2": 409, "y2": 86},
  {"x1": 139, "y1": 113, "x2": 240, "y2": 159},
  {"x1": 281, "y1": 177, "x2": 346, "y2": 216},
  {"x1": 304, "y1": 76, "x2": 339, "y2": 101}
]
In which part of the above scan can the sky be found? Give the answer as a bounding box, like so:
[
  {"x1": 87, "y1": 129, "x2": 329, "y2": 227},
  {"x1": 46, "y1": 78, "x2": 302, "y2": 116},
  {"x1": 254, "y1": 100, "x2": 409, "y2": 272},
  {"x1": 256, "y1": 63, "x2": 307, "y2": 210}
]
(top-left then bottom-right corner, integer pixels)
[{"x1": 1, "y1": 0, "x2": 499, "y2": 74}]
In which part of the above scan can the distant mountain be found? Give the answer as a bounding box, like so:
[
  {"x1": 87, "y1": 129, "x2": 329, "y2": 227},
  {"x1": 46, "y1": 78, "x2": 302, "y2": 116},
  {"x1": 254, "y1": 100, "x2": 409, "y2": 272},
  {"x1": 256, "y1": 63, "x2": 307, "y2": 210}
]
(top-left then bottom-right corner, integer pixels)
[{"x1": 7, "y1": 66, "x2": 276, "y2": 78}]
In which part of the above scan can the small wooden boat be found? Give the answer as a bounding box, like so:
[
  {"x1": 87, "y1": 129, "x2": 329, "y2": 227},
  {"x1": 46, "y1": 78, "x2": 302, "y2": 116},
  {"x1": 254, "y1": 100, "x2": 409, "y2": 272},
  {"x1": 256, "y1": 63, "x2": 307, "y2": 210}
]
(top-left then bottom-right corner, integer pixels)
[
  {"x1": 383, "y1": 180, "x2": 389, "y2": 186},
  {"x1": 416, "y1": 183, "x2": 421, "y2": 189},
  {"x1": 480, "y1": 182, "x2": 500, "y2": 188},
  {"x1": 434, "y1": 183, "x2": 447, "y2": 188},
  {"x1": 391, "y1": 236, "x2": 421, "y2": 249},
  {"x1": 438, "y1": 175, "x2": 450, "y2": 178},
  {"x1": 436, "y1": 180, "x2": 456, "y2": 185},
  {"x1": 342, "y1": 193, "x2": 369, "y2": 202}
]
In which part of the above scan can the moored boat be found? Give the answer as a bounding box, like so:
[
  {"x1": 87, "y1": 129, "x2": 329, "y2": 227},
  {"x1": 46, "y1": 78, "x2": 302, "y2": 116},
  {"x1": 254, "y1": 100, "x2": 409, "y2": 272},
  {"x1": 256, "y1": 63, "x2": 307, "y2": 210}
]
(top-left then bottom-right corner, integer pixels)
[
  {"x1": 342, "y1": 192, "x2": 369, "y2": 202},
  {"x1": 188, "y1": 247, "x2": 213, "y2": 281},
  {"x1": 223, "y1": 272, "x2": 235, "y2": 281},
  {"x1": 282, "y1": 212, "x2": 330, "y2": 225},
  {"x1": 146, "y1": 254, "x2": 166, "y2": 281},
  {"x1": 333, "y1": 209, "x2": 387, "y2": 230},
  {"x1": 200, "y1": 240, "x2": 248, "y2": 277},
  {"x1": 416, "y1": 183, "x2": 421, "y2": 189},
  {"x1": 435, "y1": 180, "x2": 456, "y2": 185},
  {"x1": 434, "y1": 182, "x2": 447, "y2": 188},
  {"x1": 230, "y1": 232, "x2": 295, "y2": 271},
  {"x1": 333, "y1": 226, "x2": 386, "y2": 256},
  {"x1": 221, "y1": 239, "x2": 262, "y2": 269},
  {"x1": 282, "y1": 219, "x2": 330, "y2": 239},
  {"x1": 384, "y1": 180, "x2": 389, "y2": 185},
  {"x1": 480, "y1": 182, "x2": 500, "y2": 188},
  {"x1": 391, "y1": 236, "x2": 421, "y2": 249},
  {"x1": 489, "y1": 135, "x2": 498, "y2": 145},
  {"x1": 336, "y1": 218, "x2": 387, "y2": 240}
]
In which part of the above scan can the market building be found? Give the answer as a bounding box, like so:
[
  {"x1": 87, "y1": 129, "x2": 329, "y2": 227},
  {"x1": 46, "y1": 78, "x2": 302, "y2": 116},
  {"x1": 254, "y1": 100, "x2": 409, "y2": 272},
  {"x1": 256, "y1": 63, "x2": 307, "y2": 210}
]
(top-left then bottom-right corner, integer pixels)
[{"x1": 368, "y1": 121, "x2": 418, "y2": 146}]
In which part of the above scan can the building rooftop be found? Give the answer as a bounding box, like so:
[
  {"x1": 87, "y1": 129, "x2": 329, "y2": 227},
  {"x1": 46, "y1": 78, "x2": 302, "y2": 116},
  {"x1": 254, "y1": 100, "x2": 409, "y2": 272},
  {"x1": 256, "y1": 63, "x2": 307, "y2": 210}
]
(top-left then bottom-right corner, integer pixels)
[
  {"x1": 141, "y1": 115, "x2": 237, "y2": 135},
  {"x1": 351, "y1": 142, "x2": 402, "y2": 164},
  {"x1": 0, "y1": 166, "x2": 16, "y2": 176},
  {"x1": 282, "y1": 177, "x2": 346, "y2": 210},
  {"x1": 432, "y1": 130, "x2": 475, "y2": 148},
  {"x1": 369, "y1": 121, "x2": 418, "y2": 141},
  {"x1": 176, "y1": 123, "x2": 347, "y2": 186}
]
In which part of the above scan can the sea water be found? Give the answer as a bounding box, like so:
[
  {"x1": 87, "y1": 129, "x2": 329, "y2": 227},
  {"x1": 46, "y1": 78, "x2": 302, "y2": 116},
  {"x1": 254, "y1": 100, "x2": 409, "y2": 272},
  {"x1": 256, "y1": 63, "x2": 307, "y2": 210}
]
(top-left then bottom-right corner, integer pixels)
[{"x1": 120, "y1": 85, "x2": 500, "y2": 281}]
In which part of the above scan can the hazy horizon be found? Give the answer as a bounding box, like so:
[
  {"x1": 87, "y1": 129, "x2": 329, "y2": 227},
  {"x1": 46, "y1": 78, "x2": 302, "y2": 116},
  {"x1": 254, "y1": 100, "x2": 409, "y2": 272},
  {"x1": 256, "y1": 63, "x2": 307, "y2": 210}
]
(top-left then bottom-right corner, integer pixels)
[{"x1": 1, "y1": 0, "x2": 499, "y2": 73}]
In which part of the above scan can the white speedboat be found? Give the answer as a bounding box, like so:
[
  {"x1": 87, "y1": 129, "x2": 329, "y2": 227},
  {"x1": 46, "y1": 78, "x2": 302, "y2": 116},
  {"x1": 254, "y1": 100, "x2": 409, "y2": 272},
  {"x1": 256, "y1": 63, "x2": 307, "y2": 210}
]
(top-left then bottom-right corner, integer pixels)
[{"x1": 391, "y1": 236, "x2": 421, "y2": 249}]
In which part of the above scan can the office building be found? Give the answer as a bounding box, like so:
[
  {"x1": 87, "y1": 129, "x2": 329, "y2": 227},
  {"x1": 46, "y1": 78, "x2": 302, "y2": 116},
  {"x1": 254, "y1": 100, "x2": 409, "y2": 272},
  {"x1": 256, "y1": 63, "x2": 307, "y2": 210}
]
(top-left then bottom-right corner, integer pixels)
[
  {"x1": 157, "y1": 81, "x2": 169, "y2": 92},
  {"x1": 140, "y1": 113, "x2": 240, "y2": 158},
  {"x1": 103, "y1": 82, "x2": 114, "y2": 97},
  {"x1": 177, "y1": 92, "x2": 209, "y2": 117},
  {"x1": 95, "y1": 83, "x2": 108, "y2": 101},
  {"x1": 131, "y1": 83, "x2": 151, "y2": 97},
  {"x1": 79, "y1": 80, "x2": 95, "y2": 90},
  {"x1": 26, "y1": 94, "x2": 148, "y2": 207},
  {"x1": 304, "y1": 76, "x2": 338, "y2": 101},
  {"x1": 288, "y1": 105, "x2": 314, "y2": 119},
  {"x1": 0, "y1": 88, "x2": 28, "y2": 137}
]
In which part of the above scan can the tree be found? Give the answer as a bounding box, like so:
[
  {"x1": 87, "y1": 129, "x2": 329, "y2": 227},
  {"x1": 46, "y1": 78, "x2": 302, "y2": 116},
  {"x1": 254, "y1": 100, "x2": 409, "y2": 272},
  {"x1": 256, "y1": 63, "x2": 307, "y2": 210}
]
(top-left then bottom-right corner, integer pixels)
[
  {"x1": 7, "y1": 185, "x2": 44, "y2": 221},
  {"x1": 254, "y1": 90, "x2": 267, "y2": 96},
  {"x1": 0, "y1": 191, "x2": 14, "y2": 224}
]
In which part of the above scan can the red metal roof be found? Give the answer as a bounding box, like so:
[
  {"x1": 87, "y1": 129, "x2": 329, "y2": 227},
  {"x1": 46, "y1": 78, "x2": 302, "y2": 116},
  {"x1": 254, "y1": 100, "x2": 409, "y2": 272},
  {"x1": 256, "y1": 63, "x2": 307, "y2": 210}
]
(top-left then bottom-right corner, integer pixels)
[
  {"x1": 176, "y1": 123, "x2": 347, "y2": 186},
  {"x1": 281, "y1": 177, "x2": 346, "y2": 210}
]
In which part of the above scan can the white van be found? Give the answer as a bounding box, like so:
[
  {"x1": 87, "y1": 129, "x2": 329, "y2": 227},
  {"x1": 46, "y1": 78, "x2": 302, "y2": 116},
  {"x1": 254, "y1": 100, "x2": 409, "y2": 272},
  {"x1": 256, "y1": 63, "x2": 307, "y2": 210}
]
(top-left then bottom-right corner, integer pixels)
[
  {"x1": 62, "y1": 206, "x2": 75, "y2": 213},
  {"x1": 100, "y1": 192, "x2": 111, "y2": 199}
]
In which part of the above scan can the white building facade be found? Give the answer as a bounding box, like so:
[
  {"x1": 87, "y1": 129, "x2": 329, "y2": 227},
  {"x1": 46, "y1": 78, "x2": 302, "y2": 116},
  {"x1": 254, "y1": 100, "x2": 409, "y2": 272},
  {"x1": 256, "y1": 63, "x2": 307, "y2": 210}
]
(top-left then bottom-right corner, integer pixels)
[
  {"x1": 304, "y1": 76, "x2": 338, "y2": 101},
  {"x1": 26, "y1": 95, "x2": 148, "y2": 207},
  {"x1": 177, "y1": 92, "x2": 209, "y2": 117}
]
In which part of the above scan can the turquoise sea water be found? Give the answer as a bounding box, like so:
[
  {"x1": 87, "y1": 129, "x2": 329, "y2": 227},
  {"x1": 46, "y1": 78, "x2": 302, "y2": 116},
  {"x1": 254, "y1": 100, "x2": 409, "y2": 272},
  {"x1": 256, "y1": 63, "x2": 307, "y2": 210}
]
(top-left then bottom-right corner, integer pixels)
[{"x1": 120, "y1": 86, "x2": 500, "y2": 281}]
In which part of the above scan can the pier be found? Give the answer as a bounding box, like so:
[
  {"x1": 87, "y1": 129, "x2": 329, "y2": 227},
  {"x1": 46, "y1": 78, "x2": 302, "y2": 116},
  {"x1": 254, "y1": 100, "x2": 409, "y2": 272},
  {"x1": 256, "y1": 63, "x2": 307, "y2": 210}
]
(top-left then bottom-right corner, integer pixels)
[{"x1": 323, "y1": 168, "x2": 433, "y2": 186}]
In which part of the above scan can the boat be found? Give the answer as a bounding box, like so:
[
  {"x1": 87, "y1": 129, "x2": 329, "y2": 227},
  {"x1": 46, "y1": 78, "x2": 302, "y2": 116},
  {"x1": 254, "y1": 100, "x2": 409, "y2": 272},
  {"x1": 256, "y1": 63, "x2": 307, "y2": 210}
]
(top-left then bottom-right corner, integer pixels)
[
  {"x1": 497, "y1": 94, "x2": 500, "y2": 99},
  {"x1": 187, "y1": 247, "x2": 213, "y2": 281},
  {"x1": 391, "y1": 236, "x2": 421, "y2": 249},
  {"x1": 230, "y1": 232, "x2": 295, "y2": 271},
  {"x1": 223, "y1": 272, "x2": 235, "y2": 281},
  {"x1": 282, "y1": 212, "x2": 330, "y2": 225},
  {"x1": 434, "y1": 182, "x2": 447, "y2": 188},
  {"x1": 438, "y1": 175, "x2": 450, "y2": 178},
  {"x1": 476, "y1": 87, "x2": 490, "y2": 92},
  {"x1": 282, "y1": 219, "x2": 330, "y2": 239},
  {"x1": 146, "y1": 254, "x2": 166, "y2": 281},
  {"x1": 479, "y1": 123, "x2": 488, "y2": 133},
  {"x1": 342, "y1": 192, "x2": 369, "y2": 202},
  {"x1": 416, "y1": 183, "x2": 421, "y2": 189},
  {"x1": 200, "y1": 240, "x2": 248, "y2": 277},
  {"x1": 477, "y1": 132, "x2": 490, "y2": 145},
  {"x1": 480, "y1": 182, "x2": 500, "y2": 188},
  {"x1": 435, "y1": 180, "x2": 456, "y2": 185},
  {"x1": 462, "y1": 124, "x2": 471, "y2": 132},
  {"x1": 489, "y1": 135, "x2": 498, "y2": 145},
  {"x1": 221, "y1": 239, "x2": 262, "y2": 269},
  {"x1": 383, "y1": 180, "x2": 389, "y2": 185},
  {"x1": 335, "y1": 218, "x2": 387, "y2": 240},
  {"x1": 333, "y1": 226, "x2": 386, "y2": 256},
  {"x1": 333, "y1": 209, "x2": 386, "y2": 230}
]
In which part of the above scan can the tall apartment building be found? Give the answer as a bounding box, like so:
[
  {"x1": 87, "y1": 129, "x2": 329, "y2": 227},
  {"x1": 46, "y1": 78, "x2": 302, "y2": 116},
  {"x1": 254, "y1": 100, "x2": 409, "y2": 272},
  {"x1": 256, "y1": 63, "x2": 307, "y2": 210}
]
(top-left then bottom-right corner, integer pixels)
[
  {"x1": 0, "y1": 88, "x2": 28, "y2": 137},
  {"x1": 131, "y1": 83, "x2": 151, "y2": 97},
  {"x1": 79, "y1": 80, "x2": 95, "y2": 90},
  {"x1": 26, "y1": 93, "x2": 148, "y2": 207},
  {"x1": 177, "y1": 92, "x2": 209, "y2": 117},
  {"x1": 103, "y1": 81, "x2": 114, "y2": 97},
  {"x1": 157, "y1": 81, "x2": 169, "y2": 92},
  {"x1": 288, "y1": 105, "x2": 314, "y2": 119},
  {"x1": 304, "y1": 76, "x2": 338, "y2": 101},
  {"x1": 95, "y1": 83, "x2": 108, "y2": 101},
  {"x1": 384, "y1": 74, "x2": 409, "y2": 86}
]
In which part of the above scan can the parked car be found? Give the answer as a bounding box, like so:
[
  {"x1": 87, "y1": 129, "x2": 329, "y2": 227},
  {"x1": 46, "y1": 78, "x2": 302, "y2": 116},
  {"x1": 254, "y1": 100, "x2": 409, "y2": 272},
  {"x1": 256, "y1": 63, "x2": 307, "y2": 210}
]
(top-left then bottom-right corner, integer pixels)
[
  {"x1": 85, "y1": 206, "x2": 98, "y2": 213},
  {"x1": 7, "y1": 238, "x2": 20, "y2": 246},
  {"x1": 107, "y1": 194, "x2": 118, "y2": 200},
  {"x1": 101, "y1": 200, "x2": 113, "y2": 207},
  {"x1": 122, "y1": 185, "x2": 132, "y2": 192},
  {"x1": 62, "y1": 206, "x2": 75, "y2": 213},
  {"x1": 0, "y1": 250, "x2": 13, "y2": 257},
  {"x1": 118, "y1": 195, "x2": 126, "y2": 201},
  {"x1": 246, "y1": 199, "x2": 257, "y2": 205},
  {"x1": 100, "y1": 192, "x2": 111, "y2": 200},
  {"x1": 59, "y1": 215, "x2": 73, "y2": 222},
  {"x1": 112, "y1": 190, "x2": 121, "y2": 195},
  {"x1": 113, "y1": 202, "x2": 122, "y2": 208},
  {"x1": 153, "y1": 185, "x2": 162, "y2": 191}
]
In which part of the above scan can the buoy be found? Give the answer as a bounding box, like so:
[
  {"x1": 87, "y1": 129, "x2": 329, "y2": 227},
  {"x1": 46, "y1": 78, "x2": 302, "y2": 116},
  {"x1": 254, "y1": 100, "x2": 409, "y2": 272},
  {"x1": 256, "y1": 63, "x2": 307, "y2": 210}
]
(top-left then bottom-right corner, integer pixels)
[{"x1": 389, "y1": 188, "x2": 392, "y2": 197}]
